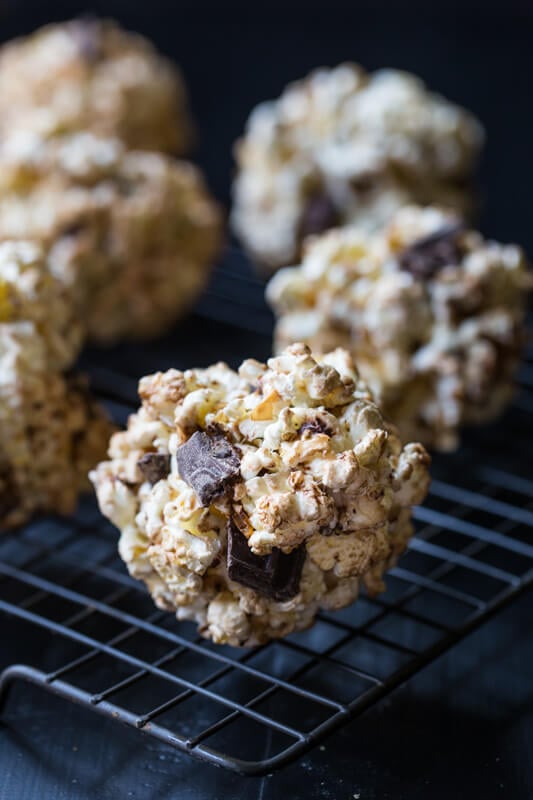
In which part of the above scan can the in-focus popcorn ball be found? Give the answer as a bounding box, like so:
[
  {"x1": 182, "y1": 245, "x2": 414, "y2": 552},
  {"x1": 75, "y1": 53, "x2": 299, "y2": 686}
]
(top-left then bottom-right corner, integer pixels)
[
  {"x1": 92, "y1": 344, "x2": 430, "y2": 646},
  {"x1": 0, "y1": 131, "x2": 222, "y2": 343},
  {"x1": 0, "y1": 18, "x2": 193, "y2": 154},
  {"x1": 267, "y1": 206, "x2": 531, "y2": 450},
  {"x1": 232, "y1": 64, "x2": 484, "y2": 271}
]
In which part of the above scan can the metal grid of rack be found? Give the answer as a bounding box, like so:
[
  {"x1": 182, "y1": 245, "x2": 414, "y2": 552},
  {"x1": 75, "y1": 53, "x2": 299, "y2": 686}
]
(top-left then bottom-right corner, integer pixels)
[{"x1": 1, "y1": 255, "x2": 532, "y2": 776}]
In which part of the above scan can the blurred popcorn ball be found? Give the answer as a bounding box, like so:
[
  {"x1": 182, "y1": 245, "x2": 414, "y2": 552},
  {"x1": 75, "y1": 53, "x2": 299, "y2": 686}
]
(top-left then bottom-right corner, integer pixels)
[
  {"x1": 232, "y1": 64, "x2": 484, "y2": 271},
  {"x1": 0, "y1": 17, "x2": 193, "y2": 154},
  {"x1": 0, "y1": 131, "x2": 222, "y2": 343}
]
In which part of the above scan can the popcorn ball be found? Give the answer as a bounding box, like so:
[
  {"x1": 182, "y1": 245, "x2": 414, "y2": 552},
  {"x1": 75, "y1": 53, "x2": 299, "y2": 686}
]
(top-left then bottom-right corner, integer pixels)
[
  {"x1": 91, "y1": 344, "x2": 430, "y2": 646},
  {"x1": 232, "y1": 64, "x2": 484, "y2": 271},
  {"x1": 0, "y1": 239, "x2": 82, "y2": 371},
  {"x1": 0, "y1": 369, "x2": 114, "y2": 530},
  {"x1": 0, "y1": 18, "x2": 192, "y2": 154},
  {"x1": 267, "y1": 206, "x2": 531, "y2": 450},
  {"x1": 0, "y1": 241, "x2": 113, "y2": 529},
  {"x1": 0, "y1": 131, "x2": 222, "y2": 343}
]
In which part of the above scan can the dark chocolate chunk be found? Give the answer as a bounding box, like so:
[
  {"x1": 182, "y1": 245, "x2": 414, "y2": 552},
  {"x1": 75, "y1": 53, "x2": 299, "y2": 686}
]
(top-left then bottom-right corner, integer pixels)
[
  {"x1": 176, "y1": 430, "x2": 240, "y2": 506},
  {"x1": 299, "y1": 418, "x2": 333, "y2": 437},
  {"x1": 69, "y1": 16, "x2": 103, "y2": 63},
  {"x1": 227, "y1": 520, "x2": 305, "y2": 602},
  {"x1": 299, "y1": 191, "x2": 340, "y2": 240},
  {"x1": 138, "y1": 453, "x2": 171, "y2": 485},
  {"x1": 398, "y1": 222, "x2": 465, "y2": 280}
]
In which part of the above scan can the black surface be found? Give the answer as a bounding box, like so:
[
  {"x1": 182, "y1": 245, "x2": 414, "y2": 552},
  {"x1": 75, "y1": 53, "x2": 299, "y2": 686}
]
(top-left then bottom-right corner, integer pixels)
[
  {"x1": 1, "y1": 2, "x2": 533, "y2": 798},
  {"x1": 1, "y1": 592, "x2": 531, "y2": 799}
]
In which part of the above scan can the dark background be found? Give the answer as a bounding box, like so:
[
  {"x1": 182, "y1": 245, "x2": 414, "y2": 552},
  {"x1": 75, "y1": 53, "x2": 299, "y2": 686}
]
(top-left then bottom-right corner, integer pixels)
[
  {"x1": 1, "y1": 0, "x2": 532, "y2": 250},
  {"x1": 1, "y1": 2, "x2": 532, "y2": 799}
]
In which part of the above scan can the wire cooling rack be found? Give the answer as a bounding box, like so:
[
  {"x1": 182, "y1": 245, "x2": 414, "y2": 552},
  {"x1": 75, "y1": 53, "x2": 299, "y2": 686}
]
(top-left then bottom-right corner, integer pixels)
[{"x1": 1, "y1": 249, "x2": 532, "y2": 776}]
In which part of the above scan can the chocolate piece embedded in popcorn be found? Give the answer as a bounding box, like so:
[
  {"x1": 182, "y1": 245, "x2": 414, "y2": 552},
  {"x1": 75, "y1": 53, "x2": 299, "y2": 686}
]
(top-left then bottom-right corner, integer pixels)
[
  {"x1": 299, "y1": 192, "x2": 340, "y2": 240},
  {"x1": 0, "y1": 18, "x2": 192, "y2": 154},
  {"x1": 232, "y1": 64, "x2": 483, "y2": 272},
  {"x1": 398, "y1": 222, "x2": 465, "y2": 278},
  {"x1": 91, "y1": 344, "x2": 430, "y2": 646},
  {"x1": 267, "y1": 205, "x2": 531, "y2": 451},
  {"x1": 176, "y1": 430, "x2": 241, "y2": 506},
  {"x1": 227, "y1": 519, "x2": 306, "y2": 602},
  {"x1": 137, "y1": 453, "x2": 171, "y2": 486}
]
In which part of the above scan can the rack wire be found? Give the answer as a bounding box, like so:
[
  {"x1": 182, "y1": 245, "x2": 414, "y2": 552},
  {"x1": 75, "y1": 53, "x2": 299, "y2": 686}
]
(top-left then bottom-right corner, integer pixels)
[{"x1": 1, "y1": 251, "x2": 532, "y2": 776}]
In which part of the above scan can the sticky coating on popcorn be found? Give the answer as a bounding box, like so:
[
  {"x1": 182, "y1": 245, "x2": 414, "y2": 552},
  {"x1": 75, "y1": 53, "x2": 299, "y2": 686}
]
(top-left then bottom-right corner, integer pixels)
[{"x1": 91, "y1": 344, "x2": 430, "y2": 646}]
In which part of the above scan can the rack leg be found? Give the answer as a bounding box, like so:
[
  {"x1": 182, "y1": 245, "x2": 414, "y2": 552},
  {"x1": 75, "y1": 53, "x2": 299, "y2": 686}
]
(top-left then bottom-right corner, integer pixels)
[{"x1": 0, "y1": 665, "x2": 49, "y2": 714}]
